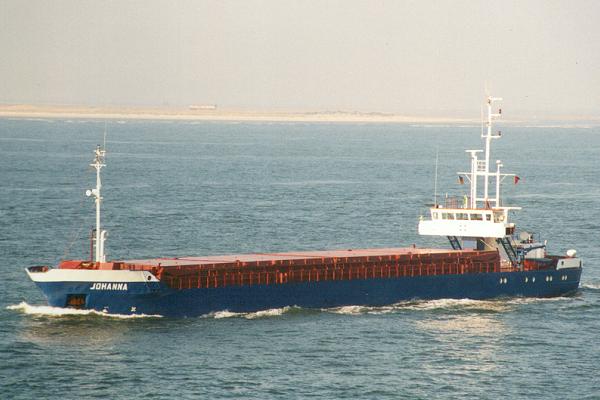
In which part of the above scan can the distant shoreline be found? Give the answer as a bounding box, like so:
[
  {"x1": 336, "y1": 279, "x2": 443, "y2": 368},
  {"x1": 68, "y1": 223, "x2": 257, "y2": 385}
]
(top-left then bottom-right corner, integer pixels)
[
  {"x1": 1, "y1": 104, "x2": 598, "y2": 126},
  {"x1": 0, "y1": 104, "x2": 478, "y2": 124}
]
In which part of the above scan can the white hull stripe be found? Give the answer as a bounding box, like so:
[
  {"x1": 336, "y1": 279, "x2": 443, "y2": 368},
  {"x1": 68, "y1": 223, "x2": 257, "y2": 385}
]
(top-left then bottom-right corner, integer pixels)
[{"x1": 26, "y1": 268, "x2": 159, "y2": 283}]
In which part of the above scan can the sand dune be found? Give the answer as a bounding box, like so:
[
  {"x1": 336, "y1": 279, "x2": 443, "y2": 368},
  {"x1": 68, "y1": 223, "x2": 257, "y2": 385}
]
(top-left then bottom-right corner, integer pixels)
[
  {"x1": 0, "y1": 104, "x2": 474, "y2": 124},
  {"x1": 2, "y1": 104, "x2": 598, "y2": 126}
]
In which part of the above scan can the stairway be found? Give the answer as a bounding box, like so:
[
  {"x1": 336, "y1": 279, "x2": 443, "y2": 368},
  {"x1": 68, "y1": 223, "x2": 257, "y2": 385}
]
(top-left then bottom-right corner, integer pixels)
[
  {"x1": 496, "y1": 237, "x2": 518, "y2": 266},
  {"x1": 447, "y1": 236, "x2": 462, "y2": 250}
]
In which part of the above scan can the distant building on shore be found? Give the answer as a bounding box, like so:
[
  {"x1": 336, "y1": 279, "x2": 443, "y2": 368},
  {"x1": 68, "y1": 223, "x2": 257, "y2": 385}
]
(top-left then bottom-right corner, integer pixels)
[{"x1": 189, "y1": 104, "x2": 217, "y2": 111}]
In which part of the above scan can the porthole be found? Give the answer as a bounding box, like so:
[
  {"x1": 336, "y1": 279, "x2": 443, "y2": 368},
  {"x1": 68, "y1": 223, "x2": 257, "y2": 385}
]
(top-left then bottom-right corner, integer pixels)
[
  {"x1": 525, "y1": 277, "x2": 528, "y2": 283},
  {"x1": 532, "y1": 277, "x2": 536, "y2": 283}
]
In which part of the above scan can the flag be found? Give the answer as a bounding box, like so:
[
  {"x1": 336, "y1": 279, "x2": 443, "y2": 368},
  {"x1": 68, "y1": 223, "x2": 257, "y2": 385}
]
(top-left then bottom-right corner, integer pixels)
[
  {"x1": 514, "y1": 176, "x2": 520, "y2": 184},
  {"x1": 458, "y1": 176, "x2": 464, "y2": 185}
]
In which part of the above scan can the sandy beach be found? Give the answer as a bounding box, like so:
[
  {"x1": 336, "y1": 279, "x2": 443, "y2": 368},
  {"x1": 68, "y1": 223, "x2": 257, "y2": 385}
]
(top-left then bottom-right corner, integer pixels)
[
  {"x1": 2, "y1": 104, "x2": 598, "y2": 126},
  {"x1": 0, "y1": 104, "x2": 477, "y2": 124}
]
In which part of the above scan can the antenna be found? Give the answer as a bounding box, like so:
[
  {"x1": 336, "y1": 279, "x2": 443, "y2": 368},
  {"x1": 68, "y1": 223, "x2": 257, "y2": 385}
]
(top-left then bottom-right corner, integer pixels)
[
  {"x1": 103, "y1": 121, "x2": 107, "y2": 152},
  {"x1": 433, "y1": 148, "x2": 439, "y2": 206},
  {"x1": 480, "y1": 105, "x2": 484, "y2": 137}
]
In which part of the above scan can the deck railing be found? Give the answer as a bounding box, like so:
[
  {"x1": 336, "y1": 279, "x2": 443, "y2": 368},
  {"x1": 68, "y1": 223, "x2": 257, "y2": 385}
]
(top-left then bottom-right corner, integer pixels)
[{"x1": 443, "y1": 196, "x2": 468, "y2": 209}]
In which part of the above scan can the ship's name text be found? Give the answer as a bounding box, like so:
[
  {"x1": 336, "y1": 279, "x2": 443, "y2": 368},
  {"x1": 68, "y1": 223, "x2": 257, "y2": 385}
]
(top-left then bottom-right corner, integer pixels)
[{"x1": 90, "y1": 282, "x2": 128, "y2": 291}]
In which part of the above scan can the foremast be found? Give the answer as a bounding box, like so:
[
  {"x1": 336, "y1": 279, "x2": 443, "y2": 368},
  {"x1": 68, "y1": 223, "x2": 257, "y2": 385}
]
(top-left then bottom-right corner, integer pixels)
[{"x1": 86, "y1": 145, "x2": 107, "y2": 263}]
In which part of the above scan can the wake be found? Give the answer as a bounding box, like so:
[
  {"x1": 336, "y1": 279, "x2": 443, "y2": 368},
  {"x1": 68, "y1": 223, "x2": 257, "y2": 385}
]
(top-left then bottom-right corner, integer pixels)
[{"x1": 6, "y1": 302, "x2": 162, "y2": 319}]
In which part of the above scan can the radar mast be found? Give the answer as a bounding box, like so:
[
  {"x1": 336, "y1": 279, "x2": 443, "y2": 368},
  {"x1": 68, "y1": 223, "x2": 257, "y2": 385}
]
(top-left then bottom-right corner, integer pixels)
[{"x1": 86, "y1": 145, "x2": 107, "y2": 263}]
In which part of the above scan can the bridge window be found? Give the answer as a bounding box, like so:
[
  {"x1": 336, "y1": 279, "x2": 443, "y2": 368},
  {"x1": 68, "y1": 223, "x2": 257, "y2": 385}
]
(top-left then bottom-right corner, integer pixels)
[
  {"x1": 456, "y1": 213, "x2": 468, "y2": 220},
  {"x1": 471, "y1": 213, "x2": 483, "y2": 221},
  {"x1": 442, "y1": 213, "x2": 455, "y2": 220},
  {"x1": 485, "y1": 214, "x2": 491, "y2": 221}
]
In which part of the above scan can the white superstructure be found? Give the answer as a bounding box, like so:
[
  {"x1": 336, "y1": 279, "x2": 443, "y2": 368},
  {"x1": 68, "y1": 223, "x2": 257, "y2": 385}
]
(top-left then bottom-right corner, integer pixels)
[{"x1": 418, "y1": 96, "x2": 525, "y2": 265}]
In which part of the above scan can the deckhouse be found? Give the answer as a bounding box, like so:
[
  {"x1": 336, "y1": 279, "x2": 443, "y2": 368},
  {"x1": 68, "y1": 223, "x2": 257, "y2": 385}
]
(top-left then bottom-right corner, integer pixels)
[{"x1": 418, "y1": 96, "x2": 522, "y2": 265}]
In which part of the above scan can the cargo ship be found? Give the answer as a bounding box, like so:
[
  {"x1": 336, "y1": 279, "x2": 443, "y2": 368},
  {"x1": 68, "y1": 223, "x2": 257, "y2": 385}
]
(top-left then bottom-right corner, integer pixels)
[{"x1": 26, "y1": 97, "x2": 582, "y2": 317}]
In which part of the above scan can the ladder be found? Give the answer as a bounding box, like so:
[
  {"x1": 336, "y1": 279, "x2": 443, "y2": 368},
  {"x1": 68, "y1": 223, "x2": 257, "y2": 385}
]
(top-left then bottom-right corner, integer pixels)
[
  {"x1": 496, "y1": 237, "x2": 518, "y2": 266},
  {"x1": 447, "y1": 236, "x2": 462, "y2": 250}
]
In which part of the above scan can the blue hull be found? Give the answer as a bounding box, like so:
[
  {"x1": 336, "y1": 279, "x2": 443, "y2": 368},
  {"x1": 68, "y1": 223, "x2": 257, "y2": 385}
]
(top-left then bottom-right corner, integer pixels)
[{"x1": 34, "y1": 268, "x2": 581, "y2": 317}]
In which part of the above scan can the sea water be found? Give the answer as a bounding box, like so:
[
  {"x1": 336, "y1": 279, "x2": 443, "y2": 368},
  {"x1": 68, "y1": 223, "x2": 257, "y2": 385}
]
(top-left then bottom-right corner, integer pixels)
[{"x1": 1, "y1": 119, "x2": 599, "y2": 399}]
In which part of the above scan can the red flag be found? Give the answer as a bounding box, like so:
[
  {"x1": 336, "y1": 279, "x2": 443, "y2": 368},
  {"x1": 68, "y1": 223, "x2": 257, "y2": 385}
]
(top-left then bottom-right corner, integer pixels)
[
  {"x1": 458, "y1": 176, "x2": 464, "y2": 185},
  {"x1": 514, "y1": 176, "x2": 520, "y2": 184}
]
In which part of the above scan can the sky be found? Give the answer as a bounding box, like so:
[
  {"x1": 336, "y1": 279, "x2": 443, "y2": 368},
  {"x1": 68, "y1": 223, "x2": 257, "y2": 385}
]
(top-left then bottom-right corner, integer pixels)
[{"x1": 1, "y1": 0, "x2": 599, "y2": 117}]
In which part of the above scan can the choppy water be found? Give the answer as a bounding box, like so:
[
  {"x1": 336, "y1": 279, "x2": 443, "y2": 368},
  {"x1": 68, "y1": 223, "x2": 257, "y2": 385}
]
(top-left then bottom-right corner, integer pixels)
[{"x1": 1, "y1": 119, "x2": 599, "y2": 399}]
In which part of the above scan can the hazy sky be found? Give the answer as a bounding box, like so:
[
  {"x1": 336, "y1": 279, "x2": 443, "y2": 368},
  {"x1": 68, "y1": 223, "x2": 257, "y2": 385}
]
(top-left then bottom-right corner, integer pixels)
[{"x1": 1, "y1": 1, "x2": 599, "y2": 116}]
